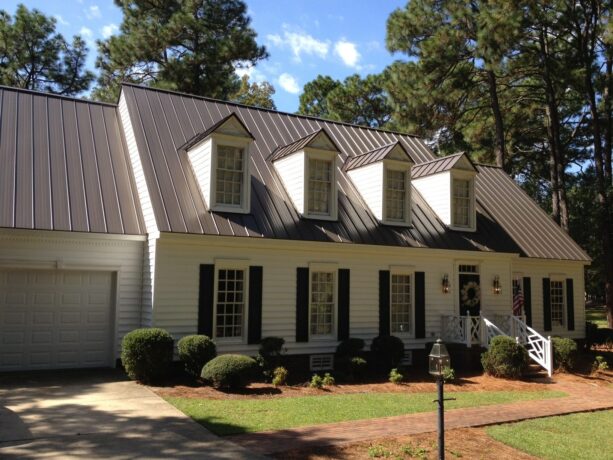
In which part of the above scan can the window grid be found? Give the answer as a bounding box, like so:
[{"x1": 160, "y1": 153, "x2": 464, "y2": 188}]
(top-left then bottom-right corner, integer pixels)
[
  {"x1": 458, "y1": 264, "x2": 479, "y2": 274},
  {"x1": 550, "y1": 280, "x2": 564, "y2": 327},
  {"x1": 216, "y1": 145, "x2": 244, "y2": 206},
  {"x1": 216, "y1": 269, "x2": 245, "y2": 338},
  {"x1": 308, "y1": 159, "x2": 332, "y2": 215},
  {"x1": 310, "y1": 271, "x2": 335, "y2": 336},
  {"x1": 453, "y1": 179, "x2": 471, "y2": 227},
  {"x1": 391, "y1": 274, "x2": 412, "y2": 334},
  {"x1": 385, "y1": 169, "x2": 406, "y2": 221}
]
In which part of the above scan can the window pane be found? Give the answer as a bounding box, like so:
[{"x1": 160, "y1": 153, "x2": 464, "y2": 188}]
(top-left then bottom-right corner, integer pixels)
[
  {"x1": 385, "y1": 169, "x2": 406, "y2": 221},
  {"x1": 216, "y1": 145, "x2": 244, "y2": 206},
  {"x1": 308, "y1": 159, "x2": 332, "y2": 215},
  {"x1": 216, "y1": 269, "x2": 245, "y2": 338},
  {"x1": 310, "y1": 271, "x2": 335, "y2": 335},
  {"x1": 452, "y1": 179, "x2": 471, "y2": 227},
  {"x1": 550, "y1": 280, "x2": 564, "y2": 327},
  {"x1": 391, "y1": 274, "x2": 412, "y2": 334}
]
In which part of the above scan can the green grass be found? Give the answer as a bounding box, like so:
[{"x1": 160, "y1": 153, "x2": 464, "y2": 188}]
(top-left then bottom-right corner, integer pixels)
[
  {"x1": 166, "y1": 390, "x2": 565, "y2": 435},
  {"x1": 487, "y1": 410, "x2": 613, "y2": 460},
  {"x1": 586, "y1": 306, "x2": 608, "y2": 328}
]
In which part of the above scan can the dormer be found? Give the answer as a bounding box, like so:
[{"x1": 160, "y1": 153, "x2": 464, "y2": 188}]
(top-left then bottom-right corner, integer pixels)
[
  {"x1": 181, "y1": 113, "x2": 254, "y2": 214},
  {"x1": 270, "y1": 128, "x2": 340, "y2": 221},
  {"x1": 412, "y1": 152, "x2": 478, "y2": 231},
  {"x1": 344, "y1": 142, "x2": 415, "y2": 226}
]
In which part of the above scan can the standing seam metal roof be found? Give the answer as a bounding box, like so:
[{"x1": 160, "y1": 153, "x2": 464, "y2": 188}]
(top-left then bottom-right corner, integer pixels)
[{"x1": 344, "y1": 141, "x2": 413, "y2": 171}]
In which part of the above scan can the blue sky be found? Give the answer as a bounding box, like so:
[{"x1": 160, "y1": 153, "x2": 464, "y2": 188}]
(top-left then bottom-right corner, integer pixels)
[{"x1": 2, "y1": 0, "x2": 406, "y2": 111}]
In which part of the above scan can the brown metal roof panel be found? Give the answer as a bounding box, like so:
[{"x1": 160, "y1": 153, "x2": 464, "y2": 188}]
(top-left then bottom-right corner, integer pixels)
[
  {"x1": 15, "y1": 92, "x2": 34, "y2": 229},
  {"x1": 47, "y1": 97, "x2": 71, "y2": 232},
  {"x1": 32, "y1": 94, "x2": 53, "y2": 230},
  {"x1": 0, "y1": 90, "x2": 17, "y2": 228}
]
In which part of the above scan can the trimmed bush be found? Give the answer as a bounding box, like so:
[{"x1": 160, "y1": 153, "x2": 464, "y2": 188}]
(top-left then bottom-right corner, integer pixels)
[
  {"x1": 336, "y1": 338, "x2": 365, "y2": 359},
  {"x1": 201, "y1": 354, "x2": 258, "y2": 389},
  {"x1": 335, "y1": 338, "x2": 366, "y2": 380},
  {"x1": 371, "y1": 335, "x2": 405, "y2": 372},
  {"x1": 481, "y1": 336, "x2": 529, "y2": 379},
  {"x1": 389, "y1": 368, "x2": 403, "y2": 384},
  {"x1": 310, "y1": 374, "x2": 324, "y2": 389},
  {"x1": 322, "y1": 373, "x2": 336, "y2": 386},
  {"x1": 177, "y1": 335, "x2": 217, "y2": 378},
  {"x1": 256, "y1": 336, "x2": 286, "y2": 381},
  {"x1": 272, "y1": 366, "x2": 288, "y2": 386},
  {"x1": 552, "y1": 337, "x2": 577, "y2": 371},
  {"x1": 121, "y1": 328, "x2": 174, "y2": 383}
]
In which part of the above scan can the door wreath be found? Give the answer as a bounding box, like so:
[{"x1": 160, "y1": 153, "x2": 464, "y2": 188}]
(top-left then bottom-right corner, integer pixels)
[{"x1": 461, "y1": 281, "x2": 481, "y2": 308}]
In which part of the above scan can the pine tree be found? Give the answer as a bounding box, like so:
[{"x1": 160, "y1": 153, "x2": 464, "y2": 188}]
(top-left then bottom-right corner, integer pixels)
[{"x1": 297, "y1": 75, "x2": 340, "y2": 119}]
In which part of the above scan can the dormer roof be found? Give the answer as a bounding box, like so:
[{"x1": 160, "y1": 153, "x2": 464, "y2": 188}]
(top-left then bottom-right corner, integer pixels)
[
  {"x1": 178, "y1": 112, "x2": 254, "y2": 152},
  {"x1": 344, "y1": 141, "x2": 415, "y2": 171},
  {"x1": 411, "y1": 152, "x2": 477, "y2": 179},
  {"x1": 269, "y1": 128, "x2": 340, "y2": 162}
]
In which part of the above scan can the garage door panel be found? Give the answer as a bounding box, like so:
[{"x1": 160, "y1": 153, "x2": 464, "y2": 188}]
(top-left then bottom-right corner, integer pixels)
[{"x1": 0, "y1": 269, "x2": 114, "y2": 371}]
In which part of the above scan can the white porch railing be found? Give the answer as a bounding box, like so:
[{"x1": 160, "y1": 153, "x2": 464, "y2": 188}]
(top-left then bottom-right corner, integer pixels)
[{"x1": 441, "y1": 312, "x2": 553, "y2": 377}]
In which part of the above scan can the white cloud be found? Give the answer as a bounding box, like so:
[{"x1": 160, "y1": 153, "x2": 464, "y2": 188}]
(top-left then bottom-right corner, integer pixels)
[
  {"x1": 54, "y1": 15, "x2": 69, "y2": 26},
  {"x1": 266, "y1": 27, "x2": 329, "y2": 62},
  {"x1": 278, "y1": 73, "x2": 300, "y2": 94},
  {"x1": 79, "y1": 26, "x2": 93, "y2": 39},
  {"x1": 334, "y1": 39, "x2": 361, "y2": 68},
  {"x1": 85, "y1": 5, "x2": 101, "y2": 19},
  {"x1": 101, "y1": 24, "x2": 119, "y2": 39},
  {"x1": 234, "y1": 63, "x2": 266, "y2": 83}
]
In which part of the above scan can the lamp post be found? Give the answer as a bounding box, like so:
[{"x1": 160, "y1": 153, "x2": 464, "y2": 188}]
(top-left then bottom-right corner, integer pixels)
[{"x1": 429, "y1": 339, "x2": 451, "y2": 460}]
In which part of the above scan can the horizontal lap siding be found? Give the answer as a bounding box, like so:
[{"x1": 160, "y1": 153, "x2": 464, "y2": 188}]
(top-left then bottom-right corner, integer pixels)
[{"x1": 0, "y1": 231, "x2": 145, "y2": 356}]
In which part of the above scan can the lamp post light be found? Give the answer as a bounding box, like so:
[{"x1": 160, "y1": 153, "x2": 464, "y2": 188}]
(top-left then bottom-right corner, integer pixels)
[{"x1": 429, "y1": 339, "x2": 451, "y2": 460}]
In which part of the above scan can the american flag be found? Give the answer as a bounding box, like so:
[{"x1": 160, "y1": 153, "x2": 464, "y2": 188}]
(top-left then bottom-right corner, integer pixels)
[{"x1": 513, "y1": 282, "x2": 524, "y2": 316}]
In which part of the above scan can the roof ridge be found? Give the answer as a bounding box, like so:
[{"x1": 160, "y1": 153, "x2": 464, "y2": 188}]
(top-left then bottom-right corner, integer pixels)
[
  {"x1": 352, "y1": 141, "x2": 399, "y2": 157},
  {"x1": 0, "y1": 84, "x2": 118, "y2": 108},
  {"x1": 413, "y1": 152, "x2": 465, "y2": 168},
  {"x1": 120, "y1": 82, "x2": 424, "y2": 139}
]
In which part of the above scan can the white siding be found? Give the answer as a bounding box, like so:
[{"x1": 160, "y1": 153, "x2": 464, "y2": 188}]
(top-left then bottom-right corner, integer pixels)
[
  {"x1": 274, "y1": 152, "x2": 305, "y2": 214},
  {"x1": 0, "y1": 229, "x2": 145, "y2": 358},
  {"x1": 152, "y1": 234, "x2": 524, "y2": 355},
  {"x1": 413, "y1": 172, "x2": 451, "y2": 225},
  {"x1": 186, "y1": 138, "x2": 213, "y2": 208},
  {"x1": 348, "y1": 163, "x2": 384, "y2": 220}
]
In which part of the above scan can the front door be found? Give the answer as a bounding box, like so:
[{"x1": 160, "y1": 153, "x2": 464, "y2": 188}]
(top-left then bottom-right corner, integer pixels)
[{"x1": 459, "y1": 273, "x2": 481, "y2": 316}]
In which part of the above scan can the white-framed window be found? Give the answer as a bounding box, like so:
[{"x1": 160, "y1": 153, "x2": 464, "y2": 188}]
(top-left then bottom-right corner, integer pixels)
[
  {"x1": 550, "y1": 280, "x2": 565, "y2": 327},
  {"x1": 385, "y1": 167, "x2": 409, "y2": 223},
  {"x1": 310, "y1": 270, "x2": 336, "y2": 337},
  {"x1": 215, "y1": 267, "x2": 248, "y2": 340},
  {"x1": 452, "y1": 178, "x2": 472, "y2": 228},
  {"x1": 391, "y1": 273, "x2": 413, "y2": 335},
  {"x1": 307, "y1": 158, "x2": 333, "y2": 216},
  {"x1": 215, "y1": 145, "x2": 245, "y2": 207}
]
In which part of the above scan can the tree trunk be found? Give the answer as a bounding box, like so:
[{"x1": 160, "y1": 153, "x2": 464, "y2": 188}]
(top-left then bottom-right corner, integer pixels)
[
  {"x1": 486, "y1": 69, "x2": 506, "y2": 170},
  {"x1": 605, "y1": 52, "x2": 612, "y2": 185}
]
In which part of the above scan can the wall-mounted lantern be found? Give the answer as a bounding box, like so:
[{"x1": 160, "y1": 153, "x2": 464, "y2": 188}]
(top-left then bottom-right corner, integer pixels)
[
  {"x1": 441, "y1": 274, "x2": 450, "y2": 294},
  {"x1": 493, "y1": 275, "x2": 501, "y2": 294}
]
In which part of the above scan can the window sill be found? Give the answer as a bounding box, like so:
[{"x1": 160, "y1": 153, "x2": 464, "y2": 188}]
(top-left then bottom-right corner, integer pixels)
[
  {"x1": 309, "y1": 334, "x2": 337, "y2": 342},
  {"x1": 449, "y1": 225, "x2": 476, "y2": 232},
  {"x1": 211, "y1": 205, "x2": 250, "y2": 214},
  {"x1": 302, "y1": 213, "x2": 338, "y2": 221},
  {"x1": 381, "y1": 219, "x2": 413, "y2": 228}
]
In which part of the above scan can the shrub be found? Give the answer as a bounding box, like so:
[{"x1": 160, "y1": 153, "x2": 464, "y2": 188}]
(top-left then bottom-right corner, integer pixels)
[
  {"x1": 443, "y1": 367, "x2": 455, "y2": 383},
  {"x1": 552, "y1": 337, "x2": 578, "y2": 371},
  {"x1": 350, "y1": 356, "x2": 368, "y2": 380},
  {"x1": 592, "y1": 356, "x2": 609, "y2": 372},
  {"x1": 310, "y1": 374, "x2": 324, "y2": 389},
  {"x1": 121, "y1": 328, "x2": 174, "y2": 383},
  {"x1": 336, "y1": 338, "x2": 365, "y2": 359},
  {"x1": 256, "y1": 337, "x2": 286, "y2": 381},
  {"x1": 322, "y1": 373, "x2": 336, "y2": 386},
  {"x1": 335, "y1": 338, "x2": 367, "y2": 380},
  {"x1": 177, "y1": 335, "x2": 217, "y2": 378},
  {"x1": 389, "y1": 368, "x2": 404, "y2": 384},
  {"x1": 272, "y1": 366, "x2": 288, "y2": 386},
  {"x1": 371, "y1": 335, "x2": 405, "y2": 372},
  {"x1": 481, "y1": 336, "x2": 529, "y2": 379},
  {"x1": 201, "y1": 354, "x2": 258, "y2": 389}
]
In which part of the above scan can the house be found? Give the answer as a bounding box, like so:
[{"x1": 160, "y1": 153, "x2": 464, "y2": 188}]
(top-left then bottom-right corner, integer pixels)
[{"x1": 0, "y1": 84, "x2": 589, "y2": 372}]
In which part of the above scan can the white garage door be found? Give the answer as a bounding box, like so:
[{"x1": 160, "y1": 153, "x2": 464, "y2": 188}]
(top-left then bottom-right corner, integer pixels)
[{"x1": 0, "y1": 269, "x2": 114, "y2": 371}]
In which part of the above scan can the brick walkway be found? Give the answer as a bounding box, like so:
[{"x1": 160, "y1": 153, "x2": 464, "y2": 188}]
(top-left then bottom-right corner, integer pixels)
[{"x1": 229, "y1": 380, "x2": 613, "y2": 455}]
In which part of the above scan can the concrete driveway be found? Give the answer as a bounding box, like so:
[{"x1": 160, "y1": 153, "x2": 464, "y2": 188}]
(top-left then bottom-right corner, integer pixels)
[{"x1": 0, "y1": 369, "x2": 264, "y2": 459}]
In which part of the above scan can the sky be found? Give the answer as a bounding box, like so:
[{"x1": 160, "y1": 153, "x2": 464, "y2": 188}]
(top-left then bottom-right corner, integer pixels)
[{"x1": 2, "y1": 0, "x2": 406, "y2": 112}]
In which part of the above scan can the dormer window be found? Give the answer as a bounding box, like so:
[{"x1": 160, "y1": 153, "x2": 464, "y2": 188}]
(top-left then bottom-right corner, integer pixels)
[
  {"x1": 182, "y1": 113, "x2": 254, "y2": 214},
  {"x1": 270, "y1": 128, "x2": 340, "y2": 221},
  {"x1": 345, "y1": 141, "x2": 414, "y2": 226},
  {"x1": 412, "y1": 152, "x2": 478, "y2": 232}
]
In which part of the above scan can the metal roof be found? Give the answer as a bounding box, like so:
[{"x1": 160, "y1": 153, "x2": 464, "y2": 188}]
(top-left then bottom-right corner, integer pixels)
[
  {"x1": 178, "y1": 113, "x2": 254, "y2": 152},
  {"x1": 344, "y1": 141, "x2": 414, "y2": 171},
  {"x1": 412, "y1": 152, "x2": 477, "y2": 179},
  {"x1": 0, "y1": 86, "x2": 144, "y2": 235},
  {"x1": 120, "y1": 83, "x2": 588, "y2": 261},
  {"x1": 268, "y1": 127, "x2": 340, "y2": 161}
]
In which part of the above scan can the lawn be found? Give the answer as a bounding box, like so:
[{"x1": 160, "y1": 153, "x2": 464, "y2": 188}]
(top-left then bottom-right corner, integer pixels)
[
  {"x1": 487, "y1": 410, "x2": 613, "y2": 460},
  {"x1": 166, "y1": 390, "x2": 565, "y2": 435},
  {"x1": 586, "y1": 305, "x2": 608, "y2": 328}
]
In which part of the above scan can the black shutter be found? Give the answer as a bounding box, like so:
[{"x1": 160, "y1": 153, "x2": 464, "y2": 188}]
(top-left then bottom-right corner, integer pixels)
[
  {"x1": 523, "y1": 277, "x2": 532, "y2": 327},
  {"x1": 296, "y1": 267, "x2": 309, "y2": 342},
  {"x1": 566, "y1": 278, "x2": 575, "y2": 331},
  {"x1": 198, "y1": 264, "x2": 215, "y2": 337},
  {"x1": 247, "y1": 266, "x2": 263, "y2": 344},
  {"x1": 338, "y1": 269, "x2": 350, "y2": 340},
  {"x1": 543, "y1": 278, "x2": 551, "y2": 332},
  {"x1": 379, "y1": 270, "x2": 390, "y2": 336},
  {"x1": 415, "y1": 272, "x2": 426, "y2": 339}
]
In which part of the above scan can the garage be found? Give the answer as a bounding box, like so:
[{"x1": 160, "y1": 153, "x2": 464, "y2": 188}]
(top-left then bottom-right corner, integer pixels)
[{"x1": 0, "y1": 269, "x2": 115, "y2": 371}]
